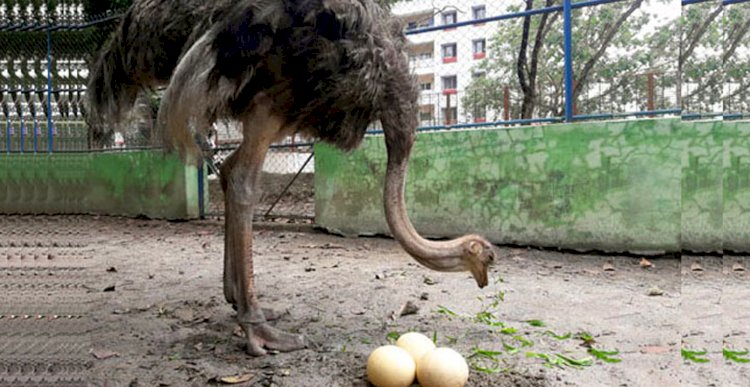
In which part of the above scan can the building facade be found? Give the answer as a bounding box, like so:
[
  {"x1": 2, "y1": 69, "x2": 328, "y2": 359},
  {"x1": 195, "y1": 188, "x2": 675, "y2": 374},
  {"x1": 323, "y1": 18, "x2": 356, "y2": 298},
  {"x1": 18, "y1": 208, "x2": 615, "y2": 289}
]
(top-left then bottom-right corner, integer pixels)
[{"x1": 392, "y1": 0, "x2": 505, "y2": 126}]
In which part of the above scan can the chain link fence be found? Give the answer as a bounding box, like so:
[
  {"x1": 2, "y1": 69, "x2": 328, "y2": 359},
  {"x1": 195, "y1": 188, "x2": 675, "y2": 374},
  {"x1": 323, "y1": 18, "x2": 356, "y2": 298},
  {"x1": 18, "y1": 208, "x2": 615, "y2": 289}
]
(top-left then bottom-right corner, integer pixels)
[
  {"x1": 205, "y1": 121, "x2": 315, "y2": 221},
  {"x1": 0, "y1": 1, "x2": 315, "y2": 221},
  {"x1": 0, "y1": 4, "x2": 119, "y2": 152},
  {"x1": 2, "y1": 0, "x2": 747, "y2": 221},
  {"x1": 393, "y1": 0, "x2": 683, "y2": 128}
]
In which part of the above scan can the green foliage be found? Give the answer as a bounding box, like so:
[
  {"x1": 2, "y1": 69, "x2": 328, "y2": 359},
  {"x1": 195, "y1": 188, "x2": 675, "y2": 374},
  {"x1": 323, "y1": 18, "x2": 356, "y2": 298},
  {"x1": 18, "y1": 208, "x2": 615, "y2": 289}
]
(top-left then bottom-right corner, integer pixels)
[
  {"x1": 588, "y1": 348, "x2": 622, "y2": 363},
  {"x1": 679, "y1": 2, "x2": 724, "y2": 113},
  {"x1": 543, "y1": 330, "x2": 572, "y2": 340},
  {"x1": 435, "y1": 305, "x2": 460, "y2": 317},
  {"x1": 463, "y1": 1, "x2": 677, "y2": 119},
  {"x1": 681, "y1": 348, "x2": 710, "y2": 363},
  {"x1": 526, "y1": 351, "x2": 593, "y2": 368},
  {"x1": 721, "y1": 6, "x2": 750, "y2": 113},
  {"x1": 723, "y1": 348, "x2": 750, "y2": 363}
]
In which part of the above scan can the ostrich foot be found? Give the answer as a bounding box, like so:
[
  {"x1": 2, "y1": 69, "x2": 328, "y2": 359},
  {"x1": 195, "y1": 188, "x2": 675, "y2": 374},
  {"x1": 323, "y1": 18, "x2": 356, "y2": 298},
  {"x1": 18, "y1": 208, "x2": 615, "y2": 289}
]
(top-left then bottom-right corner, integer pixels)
[
  {"x1": 231, "y1": 305, "x2": 288, "y2": 321},
  {"x1": 241, "y1": 322, "x2": 306, "y2": 356}
]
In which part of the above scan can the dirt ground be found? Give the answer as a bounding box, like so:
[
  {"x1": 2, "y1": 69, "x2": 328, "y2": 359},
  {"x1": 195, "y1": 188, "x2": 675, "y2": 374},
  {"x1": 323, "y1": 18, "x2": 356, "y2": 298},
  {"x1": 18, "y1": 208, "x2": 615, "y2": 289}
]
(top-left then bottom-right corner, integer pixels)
[{"x1": 1, "y1": 215, "x2": 748, "y2": 387}]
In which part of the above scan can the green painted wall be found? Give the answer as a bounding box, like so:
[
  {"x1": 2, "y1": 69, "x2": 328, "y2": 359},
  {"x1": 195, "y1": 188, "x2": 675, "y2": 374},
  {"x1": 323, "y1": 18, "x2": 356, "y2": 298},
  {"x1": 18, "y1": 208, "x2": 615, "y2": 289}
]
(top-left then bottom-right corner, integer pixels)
[
  {"x1": 315, "y1": 118, "x2": 749, "y2": 254},
  {"x1": 723, "y1": 121, "x2": 750, "y2": 252},
  {"x1": 0, "y1": 150, "x2": 202, "y2": 219}
]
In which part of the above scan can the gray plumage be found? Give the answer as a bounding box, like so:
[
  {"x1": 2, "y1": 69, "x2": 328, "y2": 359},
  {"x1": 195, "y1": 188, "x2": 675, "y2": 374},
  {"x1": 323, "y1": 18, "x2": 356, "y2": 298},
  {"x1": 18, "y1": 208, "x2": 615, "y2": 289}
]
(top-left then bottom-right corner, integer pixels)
[
  {"x1": 87, "y1": 0, "x2": 417, "y2": 157},
  {"x1": 87, "y1": 0, "x2": 493, "y2": 356}
]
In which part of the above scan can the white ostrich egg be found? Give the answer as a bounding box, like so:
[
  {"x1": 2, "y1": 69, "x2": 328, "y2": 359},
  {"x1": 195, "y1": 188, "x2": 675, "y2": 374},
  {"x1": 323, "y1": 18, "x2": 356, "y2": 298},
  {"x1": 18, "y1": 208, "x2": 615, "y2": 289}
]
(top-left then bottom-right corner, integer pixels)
[
  {"x1": 396, "y1": 332, "x2": 436, "y2": 363},
  {"x1": 366, "y1": 345, "x2": 416, "y2": 387},
  {"x1": 416, "y1": 347, "x2": 469, "y2": 387}
]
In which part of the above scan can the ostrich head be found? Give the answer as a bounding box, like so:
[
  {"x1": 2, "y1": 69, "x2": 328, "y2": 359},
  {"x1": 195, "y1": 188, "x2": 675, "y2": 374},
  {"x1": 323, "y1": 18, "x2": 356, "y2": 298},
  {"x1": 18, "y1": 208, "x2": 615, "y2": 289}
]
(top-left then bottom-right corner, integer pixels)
[{"x1": 369, "y1": 10, "x2": 496, "y2": 288}]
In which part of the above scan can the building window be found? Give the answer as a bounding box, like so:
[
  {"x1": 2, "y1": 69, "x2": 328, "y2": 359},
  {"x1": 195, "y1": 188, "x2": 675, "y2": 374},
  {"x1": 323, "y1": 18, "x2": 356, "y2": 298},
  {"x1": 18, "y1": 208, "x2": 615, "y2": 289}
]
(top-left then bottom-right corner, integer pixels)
[
  {"x1": 442, "y1": 43, "x2": 456, "y2": 58},
  {"x1": 472, "y1": 71, "x2": 486, "y2": 79},
  {"x1": 472, "y1": 6, "x2": 486, "y2": 20},
  {"x1": 442, "y1": 43, "x2": 457, "y2": 63},
  {"x1": 407, "y1": 22, "x2": 417, "y2": 30},
  {"x1": 473, "y1": 39, "x2": 486, "y2": 59},
  {"x1": 442, "y1": 75, "x2": 457, "y2": 93},
  {"x1": 419, "y1": 104, "x2": 434, "y2": 124},
  {"x1": 443, "y1": 107, "x2": 458, "y2": 125},
  {"x1": 410, "y1": 52, "x2": 433, "y2": 66},
  {"x1": 442, "y1": 11, "x2": 457, "y2": 25},
  {"x1": 419, "y1": 82, "x2": 432, "y2": 91}
]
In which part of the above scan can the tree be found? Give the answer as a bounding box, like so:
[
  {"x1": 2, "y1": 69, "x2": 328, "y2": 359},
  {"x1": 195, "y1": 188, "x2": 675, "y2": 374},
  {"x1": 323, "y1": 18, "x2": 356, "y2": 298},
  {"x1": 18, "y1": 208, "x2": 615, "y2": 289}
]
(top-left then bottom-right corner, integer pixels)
[
  {"x1": 678, "y1": 2, "x2": 723, "y2": 113},
  {"x1": 463, "y1": 0, "x2": 672, "y2": 120},
  {"x1": 723, "y1": 6, "x2": 750, "y2": 114},
  {"x1": 517, "y1": 0, "x2": 559, "y2": 119}
]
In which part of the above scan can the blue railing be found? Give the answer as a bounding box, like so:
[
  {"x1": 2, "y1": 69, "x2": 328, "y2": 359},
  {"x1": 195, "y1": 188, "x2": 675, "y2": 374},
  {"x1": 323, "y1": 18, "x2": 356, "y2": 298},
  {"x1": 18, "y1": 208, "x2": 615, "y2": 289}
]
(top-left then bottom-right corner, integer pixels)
[
  {"x1": 405, "y1": 0, "x2": 681, "y2": 124},
  {"x1": 2, "y1": 1, "x2": 746, "y2": 152},
  {"x1": 393, "y1": 0, "x2": 746, "y2": 133}
]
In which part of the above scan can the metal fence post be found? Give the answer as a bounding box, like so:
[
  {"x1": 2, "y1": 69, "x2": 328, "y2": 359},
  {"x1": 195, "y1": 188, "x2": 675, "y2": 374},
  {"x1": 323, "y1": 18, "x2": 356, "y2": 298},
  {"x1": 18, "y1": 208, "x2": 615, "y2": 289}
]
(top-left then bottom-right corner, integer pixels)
[
  {"x1": 47, "y1": 21, "x2": 54, "y2": 153},
  {"x1": 198, "y1": 159, "x2": 205, "y2": 219},
  {"x1": 19, "y1": 95, "x2": 25, "y2": 153},
  {"x1": 563, "y1": 0, "x2": 573, "y2": 122},
  {"x1": 647, "y1": 72, "x2": 655, "y2": 113},
  {"x1": 503, "y1": 86, "x2": 510, "y2": 122}
]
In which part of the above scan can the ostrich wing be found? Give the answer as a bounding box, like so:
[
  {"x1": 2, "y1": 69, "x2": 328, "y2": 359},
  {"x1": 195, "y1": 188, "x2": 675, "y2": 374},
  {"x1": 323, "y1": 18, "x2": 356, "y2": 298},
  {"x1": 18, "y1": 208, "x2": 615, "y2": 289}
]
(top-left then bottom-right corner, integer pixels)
[
  {"x1": 155, "y1": 0, "x2": 284, "y2": 163},
  {"x1": 156, "y1": 0, "x2": 399, "y2": 162}
]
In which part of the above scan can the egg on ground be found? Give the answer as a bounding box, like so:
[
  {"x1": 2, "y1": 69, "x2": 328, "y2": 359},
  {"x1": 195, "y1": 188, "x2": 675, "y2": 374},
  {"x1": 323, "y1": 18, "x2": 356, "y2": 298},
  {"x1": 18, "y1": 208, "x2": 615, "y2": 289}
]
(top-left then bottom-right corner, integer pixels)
[{"x1": 366, "y1": 345, "x2": 416, "y2": 387}]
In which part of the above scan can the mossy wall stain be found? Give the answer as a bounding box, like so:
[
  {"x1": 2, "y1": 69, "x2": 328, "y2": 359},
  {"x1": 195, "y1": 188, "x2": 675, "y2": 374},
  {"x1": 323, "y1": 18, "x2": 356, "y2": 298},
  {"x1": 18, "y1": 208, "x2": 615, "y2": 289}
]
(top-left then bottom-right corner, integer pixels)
[
  {"x1": 723, "y1": 121, "x2": 750, "y2": 252},
  {"x1": 0, "y1": 151, "x2": 199, "y2": 219},
  {"x1": 316, "y1": 118, "x2": 747, "y2": 253}
]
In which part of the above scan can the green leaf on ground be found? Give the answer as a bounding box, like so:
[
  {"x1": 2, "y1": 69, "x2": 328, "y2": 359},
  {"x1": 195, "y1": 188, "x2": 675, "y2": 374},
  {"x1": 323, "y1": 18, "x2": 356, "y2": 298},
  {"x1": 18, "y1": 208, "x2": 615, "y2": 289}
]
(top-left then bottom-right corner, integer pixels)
[
  {"x1": 475, "y1": 311, "x2": 505, "y2": 327},
  {"x1": 526, "y1": 352, "x2": 592, "y2": 368},
  {"x1": 588, "y1": 348, "x2": 622, "y2": 363},
  {"x1": 503, "y1": 342, "x2": 520, "y2": 355},
  {"x1": 513, "y1": 335, "x2": 534, "y2": 347},
  {"x1": 723, "y1": 348, "x2": 750, "y2": 363},
  {"x1": 576, "y1": 331, "x2": 596, "y2": 347},
  {"x1": 436, "y1": 305, "x2": 459, "y2": 317},
  {"x1": 471, "y1": 363, "x2": 506, "y2": 374},
  {"x1": 544, "y1": 330, "x2": 572, "y2": 340},
  {"x1": 681, "y1": 348, "x2": 710, "y2": 363},
  {"x1": 470, "y1": 348, "x2": 504, "y2": 359}
]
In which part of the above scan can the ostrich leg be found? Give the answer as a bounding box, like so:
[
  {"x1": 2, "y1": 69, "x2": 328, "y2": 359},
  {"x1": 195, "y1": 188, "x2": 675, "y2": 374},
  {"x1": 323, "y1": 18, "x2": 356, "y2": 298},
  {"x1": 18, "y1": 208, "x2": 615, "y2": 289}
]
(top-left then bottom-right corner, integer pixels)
[{"x1": 220, "y1": 95, "x2": 306, "y2": 356}]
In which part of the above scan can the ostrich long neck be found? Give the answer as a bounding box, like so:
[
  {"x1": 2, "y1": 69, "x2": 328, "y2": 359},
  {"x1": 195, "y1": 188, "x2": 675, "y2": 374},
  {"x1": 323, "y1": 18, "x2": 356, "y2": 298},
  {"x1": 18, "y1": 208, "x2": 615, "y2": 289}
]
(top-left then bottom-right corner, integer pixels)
[{"x1": 383, "y1": 138, "x2": 472, "y2": 272}]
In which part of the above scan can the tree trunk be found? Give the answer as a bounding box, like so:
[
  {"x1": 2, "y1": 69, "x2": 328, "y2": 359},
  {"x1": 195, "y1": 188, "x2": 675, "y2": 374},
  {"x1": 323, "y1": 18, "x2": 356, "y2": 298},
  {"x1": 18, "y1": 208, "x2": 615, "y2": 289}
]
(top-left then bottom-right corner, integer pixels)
[
  {"x1": 517, "y1": 0, "x2": 556, "y2": 119},
  {"x1": 517, "y1": 0, "x2": 534, "y2": 119}
]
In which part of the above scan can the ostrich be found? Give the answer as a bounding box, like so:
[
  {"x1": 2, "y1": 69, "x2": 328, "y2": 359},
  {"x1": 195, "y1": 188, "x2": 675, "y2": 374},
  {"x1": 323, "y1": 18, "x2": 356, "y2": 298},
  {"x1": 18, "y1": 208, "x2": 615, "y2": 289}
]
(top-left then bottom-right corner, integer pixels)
[{"x1": 88, "y1": 0, "x2": 496, "y2": 355}]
